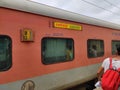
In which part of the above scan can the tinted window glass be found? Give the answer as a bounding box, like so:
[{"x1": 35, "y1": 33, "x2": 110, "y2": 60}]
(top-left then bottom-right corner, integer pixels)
[
  {"x1": 42, "y1": 38, "x2": 74, "y2": 64},
  {"x1": 0, "y1": 36, "x2": 12, "y2": 71},
  {"x1": 112, "y1": 40, "x2": 120, "y2": 55},
  {"x1": 87, "y1": 39, "x2": 104, "y2": 58}
]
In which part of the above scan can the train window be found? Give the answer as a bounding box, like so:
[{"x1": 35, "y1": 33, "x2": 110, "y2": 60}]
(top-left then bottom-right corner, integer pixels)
[
  {"x1": 41, "y1": 38, "x2": 74, "y2": 64},
  {"x1": 87, "y1": 39, "x2": 104, "y2": 58},
  {"x1": 112, "y1": 40, "x2": 120, "y2": 55},
  {"x1": 0, "y1": 36, "x2": 12, "y2": 71}
]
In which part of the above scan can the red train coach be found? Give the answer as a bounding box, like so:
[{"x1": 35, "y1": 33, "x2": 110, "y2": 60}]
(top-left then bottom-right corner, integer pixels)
[{"x1": 1, "y1": 0, "x2": 120, "y2": 90}]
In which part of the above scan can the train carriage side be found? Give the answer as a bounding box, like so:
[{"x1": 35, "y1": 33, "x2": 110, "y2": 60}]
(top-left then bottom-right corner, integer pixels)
[{"x1": 0, "y1": 7, "x2": 120, "y2": 90}]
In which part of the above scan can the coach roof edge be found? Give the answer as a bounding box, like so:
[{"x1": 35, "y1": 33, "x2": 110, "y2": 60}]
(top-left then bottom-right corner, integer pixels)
[{"x1": 1, "y1": 0, "x2": 120, "y2": 30}]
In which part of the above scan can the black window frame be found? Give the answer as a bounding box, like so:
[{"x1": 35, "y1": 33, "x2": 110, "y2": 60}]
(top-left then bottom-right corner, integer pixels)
[
  {"x1": 111, "y1": 40, "x2": 120, "y2": 55},
  {"x1": 41, "y1": 37, "x2": 74, "y2": 64},
  {"x1": 87, "y1": 39, "x2": 104, "y2": 58},
  {"x1": 0, "y1": 35, "x2": 12, "y2": 71}
]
